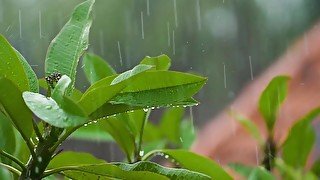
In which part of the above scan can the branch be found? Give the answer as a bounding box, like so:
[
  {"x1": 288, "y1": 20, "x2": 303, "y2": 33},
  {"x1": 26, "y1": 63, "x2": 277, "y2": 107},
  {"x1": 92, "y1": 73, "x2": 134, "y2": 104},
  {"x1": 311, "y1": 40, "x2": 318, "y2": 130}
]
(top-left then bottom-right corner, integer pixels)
[
  {"x1": 0, "y1": 150, "x2": 26, "y2": 171},
  {"x1": 0, "y1": 162, "x2": 21, "y2": 176}
]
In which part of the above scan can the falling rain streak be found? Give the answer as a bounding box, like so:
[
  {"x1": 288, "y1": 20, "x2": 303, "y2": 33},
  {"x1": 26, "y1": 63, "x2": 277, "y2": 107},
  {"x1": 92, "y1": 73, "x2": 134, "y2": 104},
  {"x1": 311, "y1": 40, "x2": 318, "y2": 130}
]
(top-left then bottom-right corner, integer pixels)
[
  {"x1": 223, "y1": 63, "x2": 227, "y2": 88},
  {"x1": 173, "y1": 0, "x2": 178, "y2": 28},
  {"x1": 99, "y1": 30, "x2": 104, "y2": 56},
  {"x1": 39, "y1": 11, "x2": 42, "y2": 38},
  {"x1": 19, "y1": 9, "x2": 22, "y2": 38},
  {"x1": 249, "y1": 56, "x2": 253, "y2": 80},
  {"x1": 146, "y1": 0, "x2": 150, "y2": 16},
  {"x1": 117, "y1": 41, "x2": 123, "y2": 66},
  {"x1": 167, "y1": 22, "x2": 171, "y2": 47},
  {"x1": 172, "y1": 30, "x2": 175, "y2": 55},
  {"x1": 196, "y1": 0, "x2": 201, "y2": 31},
  {"x1": 189, "y1": 107, "x2": 194, "y2": 133},
  {"x1": 141, "y1": 11, "x2": 145, "y2": 39}
]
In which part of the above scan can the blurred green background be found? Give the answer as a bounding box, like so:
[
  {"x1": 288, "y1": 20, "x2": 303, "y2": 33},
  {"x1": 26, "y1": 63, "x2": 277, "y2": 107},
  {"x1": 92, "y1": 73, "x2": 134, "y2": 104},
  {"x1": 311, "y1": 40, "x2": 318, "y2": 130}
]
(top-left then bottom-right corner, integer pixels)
[{"x1": 1, "y1": 0, "x2": 320, "y2": 127}]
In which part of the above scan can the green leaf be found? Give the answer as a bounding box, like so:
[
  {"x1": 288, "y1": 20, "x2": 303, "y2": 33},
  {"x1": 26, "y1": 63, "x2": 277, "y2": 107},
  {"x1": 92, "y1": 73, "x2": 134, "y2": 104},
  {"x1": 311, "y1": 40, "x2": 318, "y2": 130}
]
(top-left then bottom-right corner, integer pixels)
[
  {"x1": 159, "y1": 107, "x2": 184, "y2": 144},
  {"x1": 115, "y1": 161, "x2": 210, "y2": 180},
  {"x1": 144, "y1": 149, "x2": 232, "y2": 180},
  {"x1": 23, "y1": 92, "x2": 87, "y2": 128},
  {"x1": 111, "y1": 64, "x2": 153, "y2": 85},
  {"x1": 99, "y1": 116, "x2": 136, "y2": 162},
  {"x1": 0, "y1": 77, "x2": 33, "y2": 139},
  {"x1": 47, "y1": 152, "x2": 167, "y2": 180},
  {"x1": 45, "y1": 0, "x2": 95, "y2": 94},
  {"x1": 0, "y1": 35, "x2": 30, "y2": 92},
  {"x1": 140, "y1": 54, "x2": 171, "y2": 70},
  {"x1": 229, "y1": 111, "x2": 264, "y2": 146},
  {"x1": 229, "y1": 163, "x2": 255, "y2": 178},
  {"x1": 0, "y1": 112, "x2": 16, "y2": 164},
  {"x1": 282, "y1": 108, "x2": 320, "y2": 168},
  {"x1": 51, "y1": 75, "x2": 71, "y2": 104},
  {"x1": 79, "y1": 64, "x2": 153, "y2": 115},
  {"x1": 247, "y1": 167, "x2": 275, "y2": 180},
  {"x1": 82, "y1": 53, "x2": 116, "y2": 84},
  {"x1": 259, "y1": 76, "x2": 289, "y2": 131},
  {"x1": 14, "y1": 49, "x2": 39, "y2": 93},
  {"x1": 110, "y1": 71, "x2": 207, "y2": 107}
]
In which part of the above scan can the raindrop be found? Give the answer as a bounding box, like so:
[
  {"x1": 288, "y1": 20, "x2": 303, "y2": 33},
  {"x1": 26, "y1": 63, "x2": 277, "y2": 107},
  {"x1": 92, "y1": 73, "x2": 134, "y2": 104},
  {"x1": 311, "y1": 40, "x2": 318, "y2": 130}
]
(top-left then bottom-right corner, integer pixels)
[
  {"x1": 63, "y1": 117, "x2": 68, "y2": 122},
  {"x1": 45, "y1": 105, "x2": 52, "y2": 110},
  {"x1": 93, "y1": 120, "x2": 98, "y2": 123},
  {"x1": 37, "y1": 156, "x2": 42, "y2": 162},
  {"x1": 164, "y1": 155, "x2": 169, "y2": 159},
  {"x1": 179, "y1": 137, "x2": 183, "y2": 142},
  {"x1": 139, "y1": 150, "x2": 144, "y2": 156},
  {"x1": 173, "y1": 0, "x2": 178, "y2": 27},
  {"x1": 84, "y1": 124, "x2": 88, "y2": 127},
  {"x1": 223, "y1": 63, "x2": 227, "y2": 89},
  {"x1": 99, "y1": 30, "x2": 105, "y2": 56},
  {"x1": 117, "y1": 41, "x2": 123, "y2": 66},
  {"x1": 151, "y1": 107, "x2": 155, "y2": 110},
  {"x1": 140, "y1": 11, "x2": 145, "y2": 39},
  {"x1": 18, "y1": 9, "x2": 22, "y2": 38},
  {"x1": 196, "y1": 0, "x2": 201, "y2": 31},
  {"x1": 146, "y1": 0, "x2": 150, "y2": 16},
  {"x1": 189, "y1": 107, "x2": 194, "y2": 133},
  {"x1": 249, "y1": 56, "x2": 253, "y2": 80},
  {"x1": 35, "y1": 166, "x2": 39, "y2": 174},
  {"x1": 143, "y1": 108, "x2": 149, "y2": 112},
  {"x1": 167, "y1": 22, "x2": 171, "y2": 47},
  {"x1": 39, "y1": 11, "x2": 42, "y2": 38},
  {"x1": 172, "y1": 30, "x2": 175, "y2": 55}
]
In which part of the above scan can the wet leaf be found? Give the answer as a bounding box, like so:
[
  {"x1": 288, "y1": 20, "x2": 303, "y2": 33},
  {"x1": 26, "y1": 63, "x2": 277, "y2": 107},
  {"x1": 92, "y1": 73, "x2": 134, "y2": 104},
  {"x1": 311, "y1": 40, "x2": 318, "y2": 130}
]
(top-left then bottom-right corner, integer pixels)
[
  {"x1": 282, "y1": 108, "x2": 320, "y2": 168},
  {"x1": 51, "y1": 75, "x2": 71, "y2": 104},
  {"x1": 23, "y1": 92, "x2": 87, "y2": 128},
  {"x1": 0, "y1": 112, "x2": 16, "y2": 164},
  {"x1": 111, "y1": 64, "x2": 153, "y2": 85},
  {"x1": 140, "y1": 54, "x2": 171, "y2": 70},
  {"x1": 0, "y1": 77, "x2": 33, "y2": 139},
  {"x1": 110, "y1": 71, "x2": 206, "y2": 107},
  {"x1": 82, "y1": 53, "x2": 116, "y2": 84},
  {"x1": 45, "y1": 0, "x2": 95, "y2": 94},
  {"x1": 144, "y1": 149, "x2": 232, "y2": 180},
  {"x1": 259, "y1": 76, "x2": 289, "y2": 131},
  {"x1": 115, "y1": 161, "x2": 210, "y2": 179},
  {"x1": 14, "y1": 49, "x2": 39, "y2": 93},
  {"x1": 0, "y1": 35, "x2": 30, "y2": 92}
]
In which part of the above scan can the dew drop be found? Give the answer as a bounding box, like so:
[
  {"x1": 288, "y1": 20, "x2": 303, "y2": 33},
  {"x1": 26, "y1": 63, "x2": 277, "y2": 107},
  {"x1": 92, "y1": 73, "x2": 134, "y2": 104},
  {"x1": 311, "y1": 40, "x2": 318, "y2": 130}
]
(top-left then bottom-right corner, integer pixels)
[
  {"x1": 84, "y1": 124, "x2": 88, "y2": 127},
  {"x1": 164, "y1": 155, "x2": 169, "y2": 159},
  {"x1": 143, "y1": 108, "x2": 149, "y2": 112},
  {"x1": 139, "y1": 150, "x2": 144, "y2": 156}
]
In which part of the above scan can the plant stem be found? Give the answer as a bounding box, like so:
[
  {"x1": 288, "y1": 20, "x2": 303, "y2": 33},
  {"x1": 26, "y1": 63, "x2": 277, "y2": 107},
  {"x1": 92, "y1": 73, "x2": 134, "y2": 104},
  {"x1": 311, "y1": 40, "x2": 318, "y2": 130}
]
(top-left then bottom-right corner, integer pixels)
[
  {"x1": 0, "y1": 162, "x2": 21, "y2": 176},
  {"x1": 136, "y1": 109, "x2": 151, "y2": 161},
  {"x1": 42, "y1": 166, "x2": 79, "y2": 178},
  {"x1": 0, "y1": 149, "x2": 26, "y2": 171},
  {"x1": 32, "y1": 119, "x2": 44, "y2": 142},
  {"x1": 262, "y1": 136, "x2": 276, "y2": 171},
  {"x1": 141, "y1": 150, "x2": 159, "y2": 161},
  {"x1": 49, "y1": 125, "x2": 80, "y2": 153}
]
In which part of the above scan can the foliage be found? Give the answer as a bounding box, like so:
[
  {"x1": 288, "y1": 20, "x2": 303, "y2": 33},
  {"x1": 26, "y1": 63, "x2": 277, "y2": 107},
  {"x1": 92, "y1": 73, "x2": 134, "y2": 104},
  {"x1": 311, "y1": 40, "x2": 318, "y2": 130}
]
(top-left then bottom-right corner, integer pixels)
[
  {"x1": 0, "y1": 1, "x2": 233, "y2": 179},
  {"x1": 230, "y1": 76, "x2": 320, "y2": 179}
]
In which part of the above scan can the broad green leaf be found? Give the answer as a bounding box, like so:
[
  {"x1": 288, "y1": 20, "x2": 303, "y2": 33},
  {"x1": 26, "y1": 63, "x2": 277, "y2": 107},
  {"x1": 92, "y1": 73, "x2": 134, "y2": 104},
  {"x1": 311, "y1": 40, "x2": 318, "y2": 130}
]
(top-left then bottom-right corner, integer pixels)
[
  {"x1": 230, "y1": 111, "x2": 264, "y2": 146},
  {"x1": 0, "y1": 168, "x2": 11, "y2": 180},
  {"x1": 48, "y1": 152, "x2": 105, "y2": 168},
  {"x1": 160, "y1": 107, "x2": 184, "y2": 144},
  {"x1": 110, "y1": 71, "x2": 207, "y2": 107},
  {"x1": 82, "y1": 53, "x2": 116, "y2": 84},
  {"x1": 23, "y1": 92, "x2": 87, "y2": 128},
  {"x1": 79, "y1": 64, "x2": 154, "y2": 115},
  {"x1": 144, "y1": 149, "x2": 232, "y2": 179},
  {"x1": 70, "y1": 122, "x2": 113, "y2": 142},
  {"x1": 248, "y1": 167, "x2": 275, "y2": 180},
  {"x1": 111, "y1": 64, "x2": 153, "y2": 85},
  {"x1": 115, "y1": 161, "x2": 210, "y2": 180},
  {"x1": 99, "y1": 117, "x2": 136, "y2": 162},
  {"x1": 53, "y1": 164, "x2": 168, "y2": 180},
  {"x1": 140, "y1": 54, "x2": 171, "y2": 70},
  {"x1": 0, "y1": 35, "x2": 29, "y2": 91},
  {"x1": 51, "y1": 75, "x2": 71, "y2": 104},
  {"x1": 229, "y1": 163, "x2": 255, "y2": 178},
  {"x1": 282, "y1": 108, "x2": 320, "y2": 168},
  {"x1": 0, "y1": 77, "x2": 33, "y2": 139},
  {"x1": 47, "y1": 152, "x2": 167, "y2": 180},
  {"x1": 0, "y1": 112, "x2": 16, "y2": 164},
  {"x1": 14, "y1": 49, "x2": 39, "y2": 93},
  {"x1": 275, "y1": 158, "x2": 302, "y2": 179},
  {"x1": 259, "y1": 76, "x2": 289, "y2": 131},
  {"x1": 45, "y1": 0, "x2": 95, "y2": 94}
]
